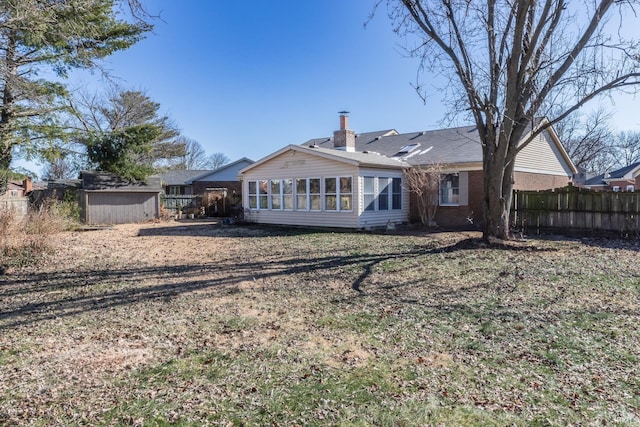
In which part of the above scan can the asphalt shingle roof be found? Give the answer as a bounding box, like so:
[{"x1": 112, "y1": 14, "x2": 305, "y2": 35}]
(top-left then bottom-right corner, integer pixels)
[
  {"x1": 157, "y1": 170, "x2": 212, "y2": 186},
  {"x1": 583, "y1": 161, "x2": 640, "y2": 186},
  {"x1": 302, "y1": 145, "x2": 408, "y2": 168},
  {"x1": 303, "y1": 125, "x2": 483, "y2": 166}
]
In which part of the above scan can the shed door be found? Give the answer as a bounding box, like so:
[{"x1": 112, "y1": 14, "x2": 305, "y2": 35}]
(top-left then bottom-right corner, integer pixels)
[{"x1": 86, "y1": 192, "x2": 158, "y2": 225}]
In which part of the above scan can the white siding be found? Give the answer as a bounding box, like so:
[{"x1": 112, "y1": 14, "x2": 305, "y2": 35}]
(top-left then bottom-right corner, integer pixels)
[
  {"x1": 243, "y1": 150, "x2": 360, "y2": 228},
  {"x1": 357, "y1": 168, "x2": 409, "y2": 229},
  {"x1": 515, "y1": 131, "x2": 573, "y2": 176},
  {"x1": 242, "y1": 150, "x2": 409, "y2": 229}
]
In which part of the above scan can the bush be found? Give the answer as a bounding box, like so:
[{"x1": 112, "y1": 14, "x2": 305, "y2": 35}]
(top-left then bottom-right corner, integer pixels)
[{"x1": 0, "y1": 200, "x2": 76, "y2": 270}]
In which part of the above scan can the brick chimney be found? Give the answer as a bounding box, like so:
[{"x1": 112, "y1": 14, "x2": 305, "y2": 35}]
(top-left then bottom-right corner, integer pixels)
[
  {"x1": 333, "y1": 111, "x2": 356, "y2": 152},
  {"x1": 22, "y1": 177, "x2": 32, "y2": 194}
]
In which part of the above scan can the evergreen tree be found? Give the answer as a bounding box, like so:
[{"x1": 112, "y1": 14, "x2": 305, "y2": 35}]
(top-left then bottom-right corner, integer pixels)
[{"x1": 0, "y1": 0, "x2": 152, "y2": 190}]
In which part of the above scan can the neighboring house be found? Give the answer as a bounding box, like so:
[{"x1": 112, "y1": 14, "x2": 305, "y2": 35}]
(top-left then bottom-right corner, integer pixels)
[
  {"x1": 158, "y1": 158, "x2": 254, "y2": 216},
  {"x1": 158, "y1": 170, "x2": 211, "y2": 196},
  {"x1": 240, "y1": 113, "x2": 576, "y2": 229},
  {"x1": 0, "y1": 178, "x2": 33, "y2": 218},
  {"x1": 186, "y1": 157, "x2": 254, "y2": 217},
  {"x1": 581, "y1": 162, "x2": 640, "y2": 192},
  {"x1": 80, "y1": 171, "x2": 162, "y2": 225}
]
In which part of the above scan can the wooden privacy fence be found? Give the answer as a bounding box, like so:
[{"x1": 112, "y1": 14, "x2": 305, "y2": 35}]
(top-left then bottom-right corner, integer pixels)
[{"x1": 511, "y1": 185, "x2": 640, "y2": 236}]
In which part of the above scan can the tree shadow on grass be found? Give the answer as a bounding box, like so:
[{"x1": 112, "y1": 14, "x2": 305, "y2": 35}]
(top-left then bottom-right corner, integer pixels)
[{"x1": 0, "y1": 235, "x2": 561, "y2": 330}]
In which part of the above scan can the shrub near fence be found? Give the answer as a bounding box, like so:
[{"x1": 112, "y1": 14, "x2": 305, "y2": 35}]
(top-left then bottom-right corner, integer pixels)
[{"x1": 511, "y1": 184, "x2": 640, "y2": 237}]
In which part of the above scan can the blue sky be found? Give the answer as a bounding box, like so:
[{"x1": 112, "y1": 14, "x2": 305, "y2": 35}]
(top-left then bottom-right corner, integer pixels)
[
  {"x1": 20, "y1": 1, "x2": 640, "y2": 173},
  {"x1": 67, "y1": 0, "x2": 441, "y2": 164}
]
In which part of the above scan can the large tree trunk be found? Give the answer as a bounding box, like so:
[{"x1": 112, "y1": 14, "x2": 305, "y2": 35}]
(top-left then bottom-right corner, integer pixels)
[
  {"x1": 482, "y1": 160, "x2": 515, "y2": 241},
  {"x1": 481, "y1": 128, "x2": 517, "y2": 242}
]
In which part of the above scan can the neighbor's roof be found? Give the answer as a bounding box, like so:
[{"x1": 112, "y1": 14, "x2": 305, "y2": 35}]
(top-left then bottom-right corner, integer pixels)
[
  {"x1": 80, "y1": 171, "x2": 162, "y2": 191},
  {"x1": 583, "y1": 161, "x2": 640, "y2": 186},
  {"x1": 157, "y1": 170, "x2": 212, "y2": 186},
  {"x1": 186, "y1": 157, "x2": 255, "y2": 183},
  {"x1": 303, "y1": 125, "x2": 484, "y2": 166}
]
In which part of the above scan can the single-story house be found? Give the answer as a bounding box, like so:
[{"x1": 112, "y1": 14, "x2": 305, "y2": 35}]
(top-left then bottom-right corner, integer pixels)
[
  {"x1": 80, "y1": 171, "x2": 162, "y2": 225},
  {"x1": 158, "y1": 170, "x2": 212, "y2": 196},
  {"x1": 158, "y1": 158, "x2": 254, "y2": 216},
  {"x1": 240, "y1": 113, "x2": 577, "y2": 229},
  {"x1": 581, "y1": 162, "x2": 640, "y2": 192}
]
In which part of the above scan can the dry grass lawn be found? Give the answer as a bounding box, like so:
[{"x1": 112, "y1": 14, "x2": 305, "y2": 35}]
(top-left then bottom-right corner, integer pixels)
[{"x1": 0, "y1": 220, "x2": 639, "y2": 426}]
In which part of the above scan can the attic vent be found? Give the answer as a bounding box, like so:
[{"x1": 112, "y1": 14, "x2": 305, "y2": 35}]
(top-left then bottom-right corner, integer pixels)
[{"x1": 395, "y1": 143, "x2": 420, "y2": 156}]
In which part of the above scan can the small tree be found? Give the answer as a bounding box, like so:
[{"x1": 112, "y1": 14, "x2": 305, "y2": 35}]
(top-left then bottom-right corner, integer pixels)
[{"x1": 404, "y1": 163, "x2": 442, "y2": 227}]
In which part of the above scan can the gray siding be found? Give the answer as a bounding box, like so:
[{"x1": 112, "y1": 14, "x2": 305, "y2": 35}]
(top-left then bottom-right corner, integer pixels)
[{"x1": 83, "y1": 191, "x2": 160, "y2": 225}]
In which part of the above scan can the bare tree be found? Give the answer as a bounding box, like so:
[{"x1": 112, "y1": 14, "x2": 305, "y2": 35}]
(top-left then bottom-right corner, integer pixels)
[
  {"x1": 207, "y1": 153, "x2": 230, "y2": 170},
  {"x1": 554, "y1": 108, "x2": 616, "y2": 174},
  {"x1": 174, "y1": 138, "x2": 210, "y2": 170},
  {"x1": 41, "y1": 156, "x2": 84, "y2": 180},
  {"x1": 403, "y1": 164, "x2": 442, "y2": 227},
  {"x1": 612, "y1": 131, "x2": 640, "y2": 168},
  {"x1": 387, "y1": 0, "x2": 640, "y2": 240}
]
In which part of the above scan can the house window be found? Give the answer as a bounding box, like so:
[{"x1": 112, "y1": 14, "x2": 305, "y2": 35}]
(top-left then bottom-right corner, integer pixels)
[
  {"x1": 378, "y1": 177, "x2": 390, "y2": 210},
  {"x1": 248, "y1": 181, "x2": 257, "y2": 209},
  {"x1": 270, "y1": 180, "x2": 282, "y2": 210},
  {"x1": 340, "y1": 177, "x2": 352, "y2": 211},
  {"x1": 613, "y1": 186, "x2": 621, "y2": 192},
  {"x1": 323, "y1": 176, "x2": 353, "y2": 211},
  {"x1": 364, "y1": 177, "x2": 375, "y2": 211},
  {"x1": 440, "y1": 174, "x2": 460, "y2": 205},
  {"x1": 296, "y1": 178, "x2": 308, "y2": 210},
  {"x1": 392, "y1": 178, "x2": 402, "y2": 209},
  {"x1": 258, "y1": 180, "x2": 268, "y2": 209},
  {"x1": 168, "y1": 186, "x2": 180, "y2": 195},
  {"x1": 283, "y1": 179, "x2": 294, "y2": 209},
  {"x1": 325, "y1": 177, "x2": 337, "y2": 211},
  {"x1": 309, "y1": 178, "x2": 321, "y2": 210},
  {"x1": 626, "y1": 185, "x2": 634, "y2": 192}
]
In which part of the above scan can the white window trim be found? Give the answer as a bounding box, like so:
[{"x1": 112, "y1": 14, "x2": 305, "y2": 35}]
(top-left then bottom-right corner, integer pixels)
[
  {"x1": 282, "y1": 178, "x2": 294, "y2": 210},
  {"x1": 270, "y1": 179, "x2": 282, "y2": 211},
  {"x1": 308, "y1": 177, "x2": 321, "y2": 211}
]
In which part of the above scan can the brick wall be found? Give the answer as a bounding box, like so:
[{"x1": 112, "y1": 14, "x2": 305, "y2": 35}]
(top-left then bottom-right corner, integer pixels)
[{"x1": 411, "y1": 170, "x2": 571, "y2": 229}]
